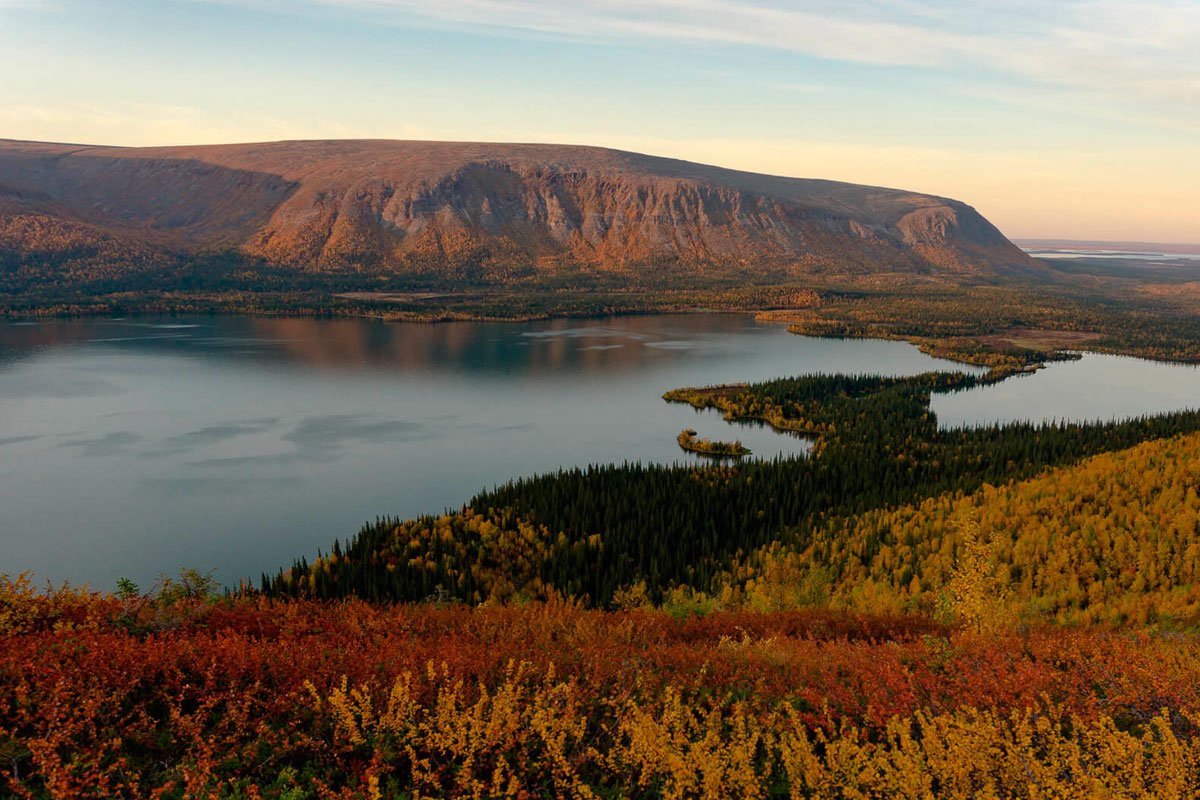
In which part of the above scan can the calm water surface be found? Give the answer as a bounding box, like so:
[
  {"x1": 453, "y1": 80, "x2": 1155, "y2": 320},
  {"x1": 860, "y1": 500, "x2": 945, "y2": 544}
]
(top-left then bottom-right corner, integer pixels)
[{"x1": 1, "y1": 313, "x2": 1197, "y2": 589}]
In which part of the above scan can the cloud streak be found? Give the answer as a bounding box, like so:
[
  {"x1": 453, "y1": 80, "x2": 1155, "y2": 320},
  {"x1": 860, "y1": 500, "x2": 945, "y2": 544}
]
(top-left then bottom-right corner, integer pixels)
[
  {"x1": 292, "y1": 0, "x2": 1200, "y2": 105},
  {"x1": 0, "y1": 101, "x2": 378, "y2": 147}
]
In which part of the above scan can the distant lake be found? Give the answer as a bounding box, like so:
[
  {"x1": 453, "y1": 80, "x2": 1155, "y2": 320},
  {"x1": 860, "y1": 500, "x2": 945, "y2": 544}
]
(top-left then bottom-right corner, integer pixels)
[
  {"x1": 1026, "y1": 249, "x2": 1200, "y2": 261},
  {"x1": 1021, "y1": 245, "x2": 1200, "y2": 265},
  {"x1": 931, "y1": 351, "x2": 1200, "y2": 427},
  {"x1": 2, "y1": 313, "x2": 1198, "y2": 589}
]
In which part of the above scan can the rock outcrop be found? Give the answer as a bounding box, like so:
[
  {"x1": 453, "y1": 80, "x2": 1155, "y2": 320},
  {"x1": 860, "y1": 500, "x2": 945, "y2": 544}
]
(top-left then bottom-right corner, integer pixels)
[{"x1": 0, "y1": 138, "x2": 1038, "y2": 284}]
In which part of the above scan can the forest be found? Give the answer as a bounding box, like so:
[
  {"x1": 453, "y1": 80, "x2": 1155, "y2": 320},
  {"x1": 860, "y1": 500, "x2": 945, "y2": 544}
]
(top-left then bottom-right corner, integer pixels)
[
  {"x1": 711, "y1": 430, "x2": 1200, "y2": 625},
  {"x1": 263, "y1": 368, "x2": 1200, "y2": 611}
]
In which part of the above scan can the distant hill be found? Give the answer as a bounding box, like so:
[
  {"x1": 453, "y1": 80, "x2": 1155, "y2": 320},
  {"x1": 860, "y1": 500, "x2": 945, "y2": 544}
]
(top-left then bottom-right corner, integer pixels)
[{"x1": 0, "y1": 138, "x2": 1040, "y2": 290}]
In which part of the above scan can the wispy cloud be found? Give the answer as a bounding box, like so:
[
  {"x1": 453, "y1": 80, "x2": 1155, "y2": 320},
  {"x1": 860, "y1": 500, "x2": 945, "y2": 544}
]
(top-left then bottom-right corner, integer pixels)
[
  {"x1": 269, "y1": 0, "x2": 1200, "y2": 105},
  {"x1": 0, "y1": 101, "x2": 403, "y2": 146}
]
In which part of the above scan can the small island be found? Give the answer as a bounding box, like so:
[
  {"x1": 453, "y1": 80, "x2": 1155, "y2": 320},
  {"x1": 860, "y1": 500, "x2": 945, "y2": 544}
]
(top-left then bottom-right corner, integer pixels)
[{"x1": 677, "y1": 428, "x2": 751, "y2": 458}]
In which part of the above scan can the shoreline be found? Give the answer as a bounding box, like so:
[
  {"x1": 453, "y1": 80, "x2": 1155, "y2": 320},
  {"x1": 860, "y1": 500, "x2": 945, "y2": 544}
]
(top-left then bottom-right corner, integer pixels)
[
  {"x1": 676, "y1": 427, "x2": 752, "y2": 458},
  {"x1": 5, "y1": 292, "x2": 1200, "y2": 369}
]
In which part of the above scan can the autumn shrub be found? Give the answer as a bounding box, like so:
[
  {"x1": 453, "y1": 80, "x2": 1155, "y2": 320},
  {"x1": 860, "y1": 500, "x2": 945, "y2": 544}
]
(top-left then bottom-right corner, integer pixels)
[
  {"x1": 309, "y1": 663, "x2": 1200, "y2": 799},
  {"x1": 4, "y1": 593, "x2": 1200, "y2": 797},
  {"x1": 0, "y1": 572, "x2": 116, "y2": 635}
]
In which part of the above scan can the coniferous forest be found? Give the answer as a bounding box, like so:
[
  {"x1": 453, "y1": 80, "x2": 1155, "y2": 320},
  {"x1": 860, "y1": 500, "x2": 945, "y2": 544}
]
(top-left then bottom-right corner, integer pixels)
[{"x1": 263, "y1": 367, "x2": 1200, "y2": 611}]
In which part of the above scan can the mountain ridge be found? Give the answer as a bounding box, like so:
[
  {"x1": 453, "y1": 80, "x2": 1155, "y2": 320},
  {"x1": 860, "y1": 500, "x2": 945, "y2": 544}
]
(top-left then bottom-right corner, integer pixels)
[{"x1": 0, "y1": 138, "x2": 1039, "y2": 287}]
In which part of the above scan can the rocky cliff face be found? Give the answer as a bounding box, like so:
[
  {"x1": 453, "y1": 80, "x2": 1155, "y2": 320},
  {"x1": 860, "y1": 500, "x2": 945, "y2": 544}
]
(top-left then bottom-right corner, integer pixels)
[{"x1": 0, "y1": 139, "x2": 1037, "y2": 284}]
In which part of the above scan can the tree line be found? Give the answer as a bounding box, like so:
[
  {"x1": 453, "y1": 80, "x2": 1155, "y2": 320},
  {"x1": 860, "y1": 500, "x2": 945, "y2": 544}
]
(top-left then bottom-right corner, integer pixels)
[{"x1": 263, "y1": 369, "x2": 1200, "y2": 606}]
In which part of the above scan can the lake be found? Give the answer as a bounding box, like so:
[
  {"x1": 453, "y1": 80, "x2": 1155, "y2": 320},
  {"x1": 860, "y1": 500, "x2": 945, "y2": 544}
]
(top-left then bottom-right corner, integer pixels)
[{"x1": 2, "y1": 313, "x2": 1199, "y2": 590}]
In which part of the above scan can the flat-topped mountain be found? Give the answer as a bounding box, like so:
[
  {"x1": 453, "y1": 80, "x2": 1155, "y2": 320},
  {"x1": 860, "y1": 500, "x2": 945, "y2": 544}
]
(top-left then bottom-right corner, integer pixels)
[{"x1": 0, "y1": 138, "x2": 1037, "y2": 287}]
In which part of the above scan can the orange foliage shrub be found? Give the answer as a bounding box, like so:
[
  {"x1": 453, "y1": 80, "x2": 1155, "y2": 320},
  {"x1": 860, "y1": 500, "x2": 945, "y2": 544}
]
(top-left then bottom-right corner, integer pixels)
[{"x1": 2, "y1": 589, "x2": 1200, "y2": 797}]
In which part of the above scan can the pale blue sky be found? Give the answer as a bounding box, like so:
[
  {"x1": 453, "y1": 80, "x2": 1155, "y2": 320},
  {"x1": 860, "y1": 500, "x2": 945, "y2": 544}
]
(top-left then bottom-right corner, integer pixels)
[{"x1": 1, "y1": 0, "x2": 1197, "y2": 241}]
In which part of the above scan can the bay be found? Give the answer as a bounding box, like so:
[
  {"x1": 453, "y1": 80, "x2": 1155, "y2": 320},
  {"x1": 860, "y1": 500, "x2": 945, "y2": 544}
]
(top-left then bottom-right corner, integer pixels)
[{"x1": 3, "y1": 312, "x2": 1197, "y2": 589}]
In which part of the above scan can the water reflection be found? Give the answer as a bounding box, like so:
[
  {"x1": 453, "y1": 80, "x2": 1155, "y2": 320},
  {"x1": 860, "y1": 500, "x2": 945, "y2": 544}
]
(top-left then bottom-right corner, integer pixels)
[
  {"x1": 0, "y1": 315, "x2": 774, "y2": 376},
  {"x1": 932, "y1": 352, "x2": 1200, "y2": 427},
  {"x1": 9, "y1": 312, "x2": 1195, "y2": 590}
]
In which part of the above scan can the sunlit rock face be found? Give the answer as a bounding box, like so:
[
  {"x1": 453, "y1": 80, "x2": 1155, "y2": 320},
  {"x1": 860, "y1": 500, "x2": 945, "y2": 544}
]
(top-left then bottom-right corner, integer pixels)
[{"x1": 0, "y1": 138, "x2": 1038, "y2": 281}]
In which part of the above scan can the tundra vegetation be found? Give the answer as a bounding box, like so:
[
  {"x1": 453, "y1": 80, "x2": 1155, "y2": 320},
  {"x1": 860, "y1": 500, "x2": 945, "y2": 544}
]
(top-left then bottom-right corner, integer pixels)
[
  {"x1": 6, "y1": 564, "x2": 1200, "y2": 798},
  {"x1": 11, "y1": 357, "x2": 1200, "y2": 796}
]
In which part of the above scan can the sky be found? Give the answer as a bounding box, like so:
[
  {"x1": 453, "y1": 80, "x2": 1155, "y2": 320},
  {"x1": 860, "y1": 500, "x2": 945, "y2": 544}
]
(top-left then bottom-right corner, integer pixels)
[{"x1": 1, "y1": 0, "x2": 1197, "y2": 243}]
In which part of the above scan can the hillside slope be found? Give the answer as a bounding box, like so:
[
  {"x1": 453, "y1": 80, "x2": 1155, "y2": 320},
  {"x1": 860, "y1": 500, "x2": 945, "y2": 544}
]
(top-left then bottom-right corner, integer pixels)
[
  {"x1": 0, "y1": 138, "x2": 1037, "y2": 286},
  {"x1": 726, "y1": 430, "x2": 1200, "y2": 625}
]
